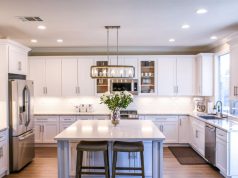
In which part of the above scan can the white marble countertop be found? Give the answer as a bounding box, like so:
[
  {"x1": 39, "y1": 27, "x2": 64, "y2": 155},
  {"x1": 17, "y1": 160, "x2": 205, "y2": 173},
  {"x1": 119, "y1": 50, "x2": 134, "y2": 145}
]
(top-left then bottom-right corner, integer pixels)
[
  {"x1": 0, "y1": 127, "x2": 7, "y2": 132},
  {"x1": 55, "y1": 120, "x2": 165, "y2": 141},
  {"x1": 191, "y1": 114, "x2": 238, "y2": 132}
]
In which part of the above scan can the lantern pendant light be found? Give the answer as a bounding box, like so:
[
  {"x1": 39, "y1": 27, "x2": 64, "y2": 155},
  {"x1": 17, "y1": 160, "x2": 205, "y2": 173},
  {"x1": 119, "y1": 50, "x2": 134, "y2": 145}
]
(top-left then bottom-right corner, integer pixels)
[{"x1": 90, "y1": 26, "x2": 135, "y2": 79}]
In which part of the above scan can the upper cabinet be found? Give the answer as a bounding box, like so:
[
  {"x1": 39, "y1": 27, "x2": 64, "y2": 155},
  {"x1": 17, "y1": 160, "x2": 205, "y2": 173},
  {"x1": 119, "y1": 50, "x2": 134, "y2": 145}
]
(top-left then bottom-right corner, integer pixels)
[
  {"x1": 195, "y1": 53, "x2": 214, "y2": 96},
  {"x1": 157, "y1": 55, "x2": 195, "y2": 96},
  {"x1": 29, "y1": 57, "x2": 62, "y2": 97},
  {"x1": 229, "y1": 39, "x2": 238, "y2": 99},
  {"x1": 138, "y1": 57, "x2": 157, "y2": 95},
  {"x1": 0, "y1": 39, "x2": 30, "y2": 75}
]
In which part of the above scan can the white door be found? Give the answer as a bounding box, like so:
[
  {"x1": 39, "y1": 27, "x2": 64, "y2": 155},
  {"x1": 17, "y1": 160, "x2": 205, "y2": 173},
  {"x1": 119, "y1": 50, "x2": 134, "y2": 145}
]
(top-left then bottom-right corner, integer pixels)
[
  {"x1": 8, "y1": 46, "x2": 28, "y2": 75},
  {"x1": 124, "y1": 56, "x2": 138, "y2": 79},
  {"x1": 230, "y1": 45, "x2": 238, "y2": 99},
  {"x1": 190, "y1": 121, "x2": 197, "y2": 149},
  {"x1": 216, "y1": 138, "x2": 227, "y2": 174},
  {"x1": 28, "y1": 57, "x2": 46, "y2": 97},
  {"x1": 42, "y1": 122, "x2": 59, "y2": 143},
  {"x1": 157, "y1": 56, "x2": 176, "y2": 96},
  {"x1": 196, "y1": 126, "x2": 205, "y2": 156},
  {"x1": 62, "y1": 58, "x2": 78, "y2": 97},
  {"x1": 34, "y1": 122, "x2": 42, "y2": 143},
  {"x1": 78, "y1": 57, "x2": 95, "y2": 96},
  {"x1": 176, "y1": 56, "x2": 195, "y2": 96},
  {"x1": 178, "y1": 116, "x2": 190, "y2": 143},
  {"x1": 162, "y1": 122, "x2": 179, "y2": 143},
  {"x1": 45, "y1": 58, "x2": 62, "y2": 96}
]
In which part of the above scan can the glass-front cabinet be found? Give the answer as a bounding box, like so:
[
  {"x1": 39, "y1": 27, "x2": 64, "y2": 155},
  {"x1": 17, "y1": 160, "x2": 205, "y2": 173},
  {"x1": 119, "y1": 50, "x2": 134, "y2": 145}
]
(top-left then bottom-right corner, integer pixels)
[
  {"x1": 96, "y1": 61, "x2": 109, "y2": 94},
  {"x1": 139, "y1": 59, "x2": 157, "y2": 95}
]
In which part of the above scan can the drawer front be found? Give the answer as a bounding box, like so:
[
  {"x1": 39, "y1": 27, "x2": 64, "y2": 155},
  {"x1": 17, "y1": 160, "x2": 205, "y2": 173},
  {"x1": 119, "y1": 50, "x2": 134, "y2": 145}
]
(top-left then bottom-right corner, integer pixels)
[
  {"x1": 216, "y1": 129, "x2": 228, "y2": 142},
  {"x1": 34, "y1": 116, "x2": 59, "y2": 122},
  {"x1": 0, "y1": 130, "x2": 7, "y2": 142},
  {"x1": 77, "y1": 116, "x2": 94, "y2": 120},
  {"x1": 145, "y1": 115, "x2": 178, "y2": 122},
  {"x1": 94, "y1": 115, "x2": 109, "y2": 120},
  {"x1": 60, "y1": 116, "x2": 76, "y2": 122}
]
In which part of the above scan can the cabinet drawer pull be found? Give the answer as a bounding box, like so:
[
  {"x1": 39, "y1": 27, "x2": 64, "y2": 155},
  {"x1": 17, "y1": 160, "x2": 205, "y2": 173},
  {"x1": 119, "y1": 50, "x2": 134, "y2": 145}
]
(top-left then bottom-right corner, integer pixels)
[
  {"x1": 18, "y1": 61, "x2": 22, "y2": 71},
  {"x1": 218, "y1": 134, "x2": 224, "y2": 137}
]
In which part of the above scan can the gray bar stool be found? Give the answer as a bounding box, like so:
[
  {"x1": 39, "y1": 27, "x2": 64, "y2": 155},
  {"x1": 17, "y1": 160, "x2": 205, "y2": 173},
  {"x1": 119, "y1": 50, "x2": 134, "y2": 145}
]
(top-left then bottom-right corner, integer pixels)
[
  {"x1": 112, "y1": 141, "x2": 145, "y2": 178},
  {"x1": 76, "y1": 141, "x2": 109, "y2": 178}
]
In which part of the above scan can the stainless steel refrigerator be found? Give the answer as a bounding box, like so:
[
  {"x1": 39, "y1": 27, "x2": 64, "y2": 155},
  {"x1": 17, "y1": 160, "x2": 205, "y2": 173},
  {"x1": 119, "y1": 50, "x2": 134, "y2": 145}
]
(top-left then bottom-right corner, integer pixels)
[{"x1": 9, "y1": 79, "x2": 35, "y2": 172}]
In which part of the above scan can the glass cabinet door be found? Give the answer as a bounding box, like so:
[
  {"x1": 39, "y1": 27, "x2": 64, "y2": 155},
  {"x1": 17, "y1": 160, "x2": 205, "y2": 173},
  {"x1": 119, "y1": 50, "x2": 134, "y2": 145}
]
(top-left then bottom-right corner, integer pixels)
[
  {"x1": 140, "y1": 61, "x2": 155, "y2": 93},
  {"x1": 96, "y1": 61, "x2": 109, "y2": 93}
]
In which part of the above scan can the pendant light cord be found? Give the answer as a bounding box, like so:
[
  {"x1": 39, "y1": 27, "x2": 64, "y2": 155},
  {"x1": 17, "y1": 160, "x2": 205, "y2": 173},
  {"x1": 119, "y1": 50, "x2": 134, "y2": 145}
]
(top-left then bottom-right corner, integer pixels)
[
  {"x1": 107, "y1": 27, "x2": 109, "y2": 63},
  {"x1": 117, "y1": 27, "x2": 119, "y2": 65}
]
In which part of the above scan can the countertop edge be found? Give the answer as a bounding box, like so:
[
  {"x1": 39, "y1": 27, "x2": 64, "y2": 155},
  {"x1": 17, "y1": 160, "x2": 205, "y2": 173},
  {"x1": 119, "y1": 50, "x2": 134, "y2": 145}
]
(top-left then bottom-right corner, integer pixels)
[{"x1": 0, "y1": 128, "x2": 8, "y2": 132}]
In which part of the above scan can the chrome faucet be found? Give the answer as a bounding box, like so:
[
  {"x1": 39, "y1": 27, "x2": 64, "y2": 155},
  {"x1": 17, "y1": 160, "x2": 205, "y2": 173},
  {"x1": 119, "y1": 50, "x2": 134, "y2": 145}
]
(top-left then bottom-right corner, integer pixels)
[{"x1": 215, "y1": 100, "x2": 223, "y2": 117}]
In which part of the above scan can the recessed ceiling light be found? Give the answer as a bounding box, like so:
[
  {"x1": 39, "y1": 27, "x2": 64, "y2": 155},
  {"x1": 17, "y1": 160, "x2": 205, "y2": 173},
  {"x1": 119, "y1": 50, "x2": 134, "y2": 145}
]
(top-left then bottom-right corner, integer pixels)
[
  {"x1": 196, "y1": 8, "x2": 208, "y2": 14},
  {"x1": 169, "y1": 38, "x2": 175, "y2": 42},
  {"x1": 37, "y1": 25, "x2": 46, "y2": 30},
  {"x1": 57, "y1": 39, "x2": 63, "y2": 43},
  {"x1": 181, "y1": 24, "x2": 190, "y2": 29},
  {"x1": 30, "y1": 39, "x2": 38, "y2": 43},
  {"x1": 210, "y1": 36, "x2": 218, "y2": 40}
]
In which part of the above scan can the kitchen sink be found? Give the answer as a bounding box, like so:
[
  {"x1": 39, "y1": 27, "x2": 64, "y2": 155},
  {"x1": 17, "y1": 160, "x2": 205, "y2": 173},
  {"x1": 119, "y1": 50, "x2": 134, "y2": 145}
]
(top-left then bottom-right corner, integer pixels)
[{"x1": 199, "y1": 115, "x2": 222, "y2": 120}]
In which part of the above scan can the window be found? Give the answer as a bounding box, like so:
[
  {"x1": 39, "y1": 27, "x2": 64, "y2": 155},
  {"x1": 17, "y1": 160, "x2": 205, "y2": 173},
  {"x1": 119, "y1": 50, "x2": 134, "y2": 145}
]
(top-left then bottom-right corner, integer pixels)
[{"x1": 216, "y1": 53, "x2": 230, "y2": 113}]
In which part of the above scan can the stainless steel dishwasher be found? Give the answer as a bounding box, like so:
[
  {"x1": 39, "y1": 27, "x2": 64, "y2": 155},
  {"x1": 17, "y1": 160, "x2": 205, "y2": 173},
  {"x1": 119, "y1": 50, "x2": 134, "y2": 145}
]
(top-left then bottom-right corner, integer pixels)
[{"x1": 205, "y1": 124, "x2": 216, "y2": 165}]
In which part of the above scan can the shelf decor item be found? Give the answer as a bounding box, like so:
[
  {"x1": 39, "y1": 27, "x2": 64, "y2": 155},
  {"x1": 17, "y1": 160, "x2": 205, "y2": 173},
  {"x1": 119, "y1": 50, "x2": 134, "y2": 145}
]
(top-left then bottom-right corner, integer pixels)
[
  {"x1": 90, "y1": 26, "x2": 135, "y2": 79},
  {"x1": 100, "y1": 91, "x2": 133, "y2": 126}
]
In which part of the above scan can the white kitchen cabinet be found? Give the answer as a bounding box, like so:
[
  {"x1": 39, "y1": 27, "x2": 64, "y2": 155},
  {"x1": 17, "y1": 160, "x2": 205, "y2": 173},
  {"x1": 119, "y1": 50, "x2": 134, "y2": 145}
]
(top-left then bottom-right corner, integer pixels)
[
  {"x1": 0, "y1": 129, "x2": 8, "y2": 177},
  {"x1": 145, "y1": 115, "x2": 179, "y2": 143},
  {"x1": 77, "y1": 116, "x2": 94, "y2": 120},
  {"x1": 229, "y1": 41, "x2": 238, "y2": 99},
  {"x1": 29, "y1": 57, "x2": 62, "y2": 97},
  {"x1": 190, "y1": 117, "x2": 205, "y2": 156},
  {"x1": 157, "y1": 56, "x2": 176, "y2": 96},
  {"x1": 34, "y1": 116, "x2": 59, "y2": 143},
  {"x1": 45, "y1": 58, "x2": 62, "y2": 96},
  {"x1": 178, "y1": 116, "x2": 190, "y2": 143},
  {"x1": 176, "y1": 56, "x2": 195, "y2": 96},
  {"x1": 28, "y1": 57, "x2": 46, "y2": 97},
  {"x1": 61, "y1": 58, "x2": 78, "y2": 97},
  {"x1": 59, "y1": 116, "x2": 77, "y2": 132},
  {"x1": 7, "y1": 41, "x2": 30, "y2": 75},
  {"x1": 157, "y1": 55, "x2": 195, "y2": 96},
  {"x1": 77, "y1": 57, "x2": 95, "y2": 96},
  {"x1": 195, "y1": 53, "x2": 214, "y2": 96}
]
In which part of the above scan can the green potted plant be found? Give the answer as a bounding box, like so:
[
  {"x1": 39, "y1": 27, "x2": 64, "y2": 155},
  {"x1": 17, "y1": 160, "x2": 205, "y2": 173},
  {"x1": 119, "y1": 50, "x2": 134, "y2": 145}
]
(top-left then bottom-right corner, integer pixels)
[{"x1": 100, "y1": 91, "x2": 133, "y2": 126}]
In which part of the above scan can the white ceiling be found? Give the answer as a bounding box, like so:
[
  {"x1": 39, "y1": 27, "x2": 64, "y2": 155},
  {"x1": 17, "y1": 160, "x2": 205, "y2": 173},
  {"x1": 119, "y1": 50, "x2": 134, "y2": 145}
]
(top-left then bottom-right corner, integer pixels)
[{"x1": 0, "y1": 0, "x2": 238, "y2": 49}]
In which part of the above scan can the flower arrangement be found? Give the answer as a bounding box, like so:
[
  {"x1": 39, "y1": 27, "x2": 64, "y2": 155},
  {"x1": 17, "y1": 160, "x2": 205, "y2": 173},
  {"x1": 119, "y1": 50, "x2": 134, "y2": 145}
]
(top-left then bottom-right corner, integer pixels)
[{"x1": 100, "y1": 91, "x2": 133, "y2": 125}]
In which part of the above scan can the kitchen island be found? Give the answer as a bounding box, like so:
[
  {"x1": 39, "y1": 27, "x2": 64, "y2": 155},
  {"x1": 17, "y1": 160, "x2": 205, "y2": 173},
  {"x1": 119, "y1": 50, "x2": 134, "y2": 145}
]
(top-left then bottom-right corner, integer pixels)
[{"x1": 55, "y1": 120, "x2": 165, "y2": 178}]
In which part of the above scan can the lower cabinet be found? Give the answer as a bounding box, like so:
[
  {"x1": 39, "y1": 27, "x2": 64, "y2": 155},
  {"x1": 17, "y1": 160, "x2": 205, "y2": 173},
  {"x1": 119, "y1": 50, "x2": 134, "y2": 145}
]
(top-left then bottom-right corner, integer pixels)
[
  {"x1": 145, "y1": 116, "x2": 179, "y2": 143},
  {"x1": 34, "y1": 116, "x2": 59, "y2": 143},
  {"x1": 59, "y1": 116, "x2": 77, "y2": 132},
  {"x1": 70, "y1": 142, "x2": 152, "y2": 177},
  {"x1": 178, "y1": 116, "x2": 190, "y2": 143},
  {"x1": 0, "y1": 129, "x2": 8, "y2": 177},
  {"x1": 190, "y1": 117, "x2": 205, "y2": 156}
]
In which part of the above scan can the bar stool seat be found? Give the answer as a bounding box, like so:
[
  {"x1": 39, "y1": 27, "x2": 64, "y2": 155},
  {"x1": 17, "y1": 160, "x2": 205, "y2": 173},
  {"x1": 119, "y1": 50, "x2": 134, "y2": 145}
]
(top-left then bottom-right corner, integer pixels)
[
  {"x1": 112, "y1": 141, "x2": 145, "y2": 178},
  {"x1": 77, "y1": 141, "x2": 108, "y2": 151},
  {"x1": 113, "y1": 141, "x2": 144, "y2": 152},
  {"x1": 76, "y1": 141, "x2": 109, "y2": 178}
]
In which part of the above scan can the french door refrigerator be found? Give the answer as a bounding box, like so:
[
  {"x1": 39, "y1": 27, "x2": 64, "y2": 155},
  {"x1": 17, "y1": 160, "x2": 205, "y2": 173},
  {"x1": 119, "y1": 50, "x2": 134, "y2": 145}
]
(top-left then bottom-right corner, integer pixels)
[{"x1": 9, "y1": 80, "x2": 35, "y2": 172}]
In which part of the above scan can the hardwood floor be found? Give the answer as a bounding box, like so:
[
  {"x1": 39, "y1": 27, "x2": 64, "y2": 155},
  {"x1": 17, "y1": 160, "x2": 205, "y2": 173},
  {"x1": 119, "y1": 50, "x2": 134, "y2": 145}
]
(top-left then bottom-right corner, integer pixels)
[{"x1": 5, "y1": 147, "x2": 223, "y2": 178}]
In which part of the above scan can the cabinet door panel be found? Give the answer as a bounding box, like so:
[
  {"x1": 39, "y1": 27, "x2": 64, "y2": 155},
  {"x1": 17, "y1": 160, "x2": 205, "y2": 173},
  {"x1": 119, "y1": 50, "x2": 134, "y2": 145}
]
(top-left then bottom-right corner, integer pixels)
[
  {"x1": 42, "y1": 122, "x2": 59, "y2": 143},
  {"x1": 28, "y1": 58, "x2": 46, "y2": 97},
  {"x1": 162, "y1": 122, "x2": 179, "y2": 143},
  {"x1": 177, "y1": 56, "x2": 195, "y2": 96},
  {"x1": 157, "y1": 56, "x2": 176, "y2": 96},
  {"x1": 45, "y1": 58, "x2": 62, "y2": 96},
  {"x1": 78, "y1": 58, "x2": 95, "y2": 96},
  {"x1": 178, "y1": 116, "x2": 190, "y2": 143},
  {"x1": 216, "y1": 138, "x2": 227, "y2": 174},
  {"x1": 62, "y1": 59, "x2": 78, "y2": 97},
  {"x1": 34, "y1": 123, "x2": 42, "y2": 143}
]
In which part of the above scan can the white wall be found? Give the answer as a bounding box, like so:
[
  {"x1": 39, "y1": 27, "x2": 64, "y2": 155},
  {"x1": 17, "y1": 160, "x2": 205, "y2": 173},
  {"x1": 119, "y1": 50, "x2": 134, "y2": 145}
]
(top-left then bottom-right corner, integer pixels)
[{"x1": 33, "y1": 96, "x2": 194, "y2": 114}]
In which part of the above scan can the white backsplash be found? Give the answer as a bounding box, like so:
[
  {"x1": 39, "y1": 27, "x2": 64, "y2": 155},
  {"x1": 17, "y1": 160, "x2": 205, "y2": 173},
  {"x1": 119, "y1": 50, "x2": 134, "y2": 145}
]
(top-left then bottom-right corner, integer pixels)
[{"x1": 33, "y1": 96, "x2": 194, "y2": 114}]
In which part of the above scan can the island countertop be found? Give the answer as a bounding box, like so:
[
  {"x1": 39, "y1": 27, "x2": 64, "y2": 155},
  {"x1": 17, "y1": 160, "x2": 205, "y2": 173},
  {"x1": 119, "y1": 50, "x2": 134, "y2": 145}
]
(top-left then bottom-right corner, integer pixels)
[{"x1": 55, "y1": 119, "x2": 165, "y2": 141}]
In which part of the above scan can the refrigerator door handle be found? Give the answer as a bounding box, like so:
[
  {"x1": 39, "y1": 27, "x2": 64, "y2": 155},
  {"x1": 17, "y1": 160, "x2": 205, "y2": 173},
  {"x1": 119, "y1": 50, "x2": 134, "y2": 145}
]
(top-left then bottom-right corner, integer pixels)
[{"x1": 19, "y1": 131, "x2": 34, "y2": 141}]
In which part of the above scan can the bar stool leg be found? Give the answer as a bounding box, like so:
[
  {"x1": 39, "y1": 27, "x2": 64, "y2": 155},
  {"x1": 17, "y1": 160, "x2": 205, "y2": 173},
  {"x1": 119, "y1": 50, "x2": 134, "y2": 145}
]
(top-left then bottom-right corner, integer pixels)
[
  {"x1": 76, "y1": 150, "x2": 83, "y2": 178},
  {"x1": 140, "y1": 151, "x2": 145, "y2": 178},
  {"x1": 104, "y1": 150, "x2": 110, "y2": 178},
  {"x1": 112, "y1": 151, "x2": 117, "y2": 178}
]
